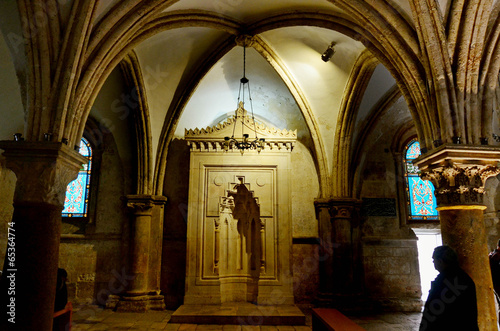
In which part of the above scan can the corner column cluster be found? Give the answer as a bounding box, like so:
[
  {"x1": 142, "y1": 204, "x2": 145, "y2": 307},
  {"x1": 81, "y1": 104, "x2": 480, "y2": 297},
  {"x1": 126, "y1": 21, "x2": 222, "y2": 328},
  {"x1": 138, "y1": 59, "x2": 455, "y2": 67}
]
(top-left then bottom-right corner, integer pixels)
[{"x1": 314, "y1": 198, "x2": 363, "y2": 306}]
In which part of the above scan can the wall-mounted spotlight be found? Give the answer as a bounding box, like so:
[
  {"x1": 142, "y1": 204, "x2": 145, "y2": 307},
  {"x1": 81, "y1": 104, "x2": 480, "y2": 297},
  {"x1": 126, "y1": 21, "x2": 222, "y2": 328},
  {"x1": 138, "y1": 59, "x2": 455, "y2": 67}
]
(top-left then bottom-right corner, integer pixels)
[{"x1": 321, "y1": 42, "x2": 336, "y2": 62}]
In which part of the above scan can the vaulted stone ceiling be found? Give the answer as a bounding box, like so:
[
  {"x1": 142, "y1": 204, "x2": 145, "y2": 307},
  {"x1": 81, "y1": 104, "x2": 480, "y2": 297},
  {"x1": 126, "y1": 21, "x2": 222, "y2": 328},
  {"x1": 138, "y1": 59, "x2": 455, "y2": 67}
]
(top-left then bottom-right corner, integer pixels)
[
  {"x1": 1, "y1": 3, "x2": 397, "y2": 148},
  {"x1": 7, "y1": 0, "x2": 490, "y2": 196}
]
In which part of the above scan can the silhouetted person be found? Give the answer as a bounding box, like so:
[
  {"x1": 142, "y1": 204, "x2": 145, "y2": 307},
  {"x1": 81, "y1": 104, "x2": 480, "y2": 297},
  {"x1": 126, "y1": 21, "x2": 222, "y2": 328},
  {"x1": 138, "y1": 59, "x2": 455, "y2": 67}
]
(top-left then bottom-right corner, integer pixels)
[
  {"x1": 419, "y1": 245, "x2": 478, "y2": 331},
  {"x1": 489, "y1": 240, "x2": 500, "y2": 326},
  {"x1": 54, "y1": 268, "x2": 68, "y2": 312}
]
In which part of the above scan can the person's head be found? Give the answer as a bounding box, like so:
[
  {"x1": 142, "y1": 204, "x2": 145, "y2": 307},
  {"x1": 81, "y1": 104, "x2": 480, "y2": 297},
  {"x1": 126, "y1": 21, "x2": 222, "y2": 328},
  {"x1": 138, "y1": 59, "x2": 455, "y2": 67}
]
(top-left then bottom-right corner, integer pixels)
[
  {"x1": 57, "y1": 268, "x2": 68, "y2": 289},
  {"x1": 432, "y1": 245, "x2": 459, "y2": 272}
]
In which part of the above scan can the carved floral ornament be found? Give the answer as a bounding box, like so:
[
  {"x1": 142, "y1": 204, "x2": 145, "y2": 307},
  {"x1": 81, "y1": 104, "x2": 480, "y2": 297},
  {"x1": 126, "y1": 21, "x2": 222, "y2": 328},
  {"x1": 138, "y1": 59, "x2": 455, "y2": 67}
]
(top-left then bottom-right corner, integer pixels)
[
  {"x1": 412, "y1": 145, "x2": 500, "y2": 207},
  {"x1": 420, "y1": 164, "x2": 500, "y2": 206}
]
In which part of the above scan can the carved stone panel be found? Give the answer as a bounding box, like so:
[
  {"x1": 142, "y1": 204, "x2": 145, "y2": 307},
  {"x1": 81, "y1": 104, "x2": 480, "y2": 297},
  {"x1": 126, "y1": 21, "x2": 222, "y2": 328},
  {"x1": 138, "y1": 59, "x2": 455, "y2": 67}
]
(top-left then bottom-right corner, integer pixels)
[
  {"x1": 200, "y1": 170, "x2": 276, "y2": 283},
  {"x1": 184, "y1": 152, "x2": 294, "y2": 305}
]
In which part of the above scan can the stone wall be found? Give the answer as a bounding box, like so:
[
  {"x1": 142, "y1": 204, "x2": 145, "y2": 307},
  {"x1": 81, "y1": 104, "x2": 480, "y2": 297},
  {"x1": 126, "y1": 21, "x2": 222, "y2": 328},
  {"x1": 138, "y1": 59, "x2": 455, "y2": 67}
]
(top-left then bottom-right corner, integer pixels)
[
  {"x1": 363, "y1": 238, "x2": 422, "y2": 311},
  {"x1": 291, "y1": 143, "x2": 319, "y2": 238},
  {"x1": 59, "y1": 129, "x2": 130, "y2": 305},
  {"x1": 292, "y1": 241, "x2": 319, "y2": 303},
  {"x1": 59, "y1": 238, "x2": 124, "y2": 305},
  {"x1": 290, "y1": 143, "x2": 320, "y2": 303},
  {"x1": 355, "y1": 112, "x2": 423, "y2": 311}
]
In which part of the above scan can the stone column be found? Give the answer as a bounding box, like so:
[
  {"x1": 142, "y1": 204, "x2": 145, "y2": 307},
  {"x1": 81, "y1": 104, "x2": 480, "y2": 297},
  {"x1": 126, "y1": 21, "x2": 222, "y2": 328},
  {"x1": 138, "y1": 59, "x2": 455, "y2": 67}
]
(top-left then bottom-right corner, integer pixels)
[
  {"x1": 314, "y1": 198, "x2": 363, "y2": 306},
  {"x1": 314, "y1": 199, "x2": 335, "y2": 298},
  {"x1": 329, "y1": 198, "x2": 363, "y2": 297},
  {"x1": 114, "y1": 194, "x2": 167, "y2": 311},
  {"x1": 415, "y1": 145, "x2": 500, "y2": 331},
  {"x1": 0, "y1": 141, "x2": 86, "y2": 331}
]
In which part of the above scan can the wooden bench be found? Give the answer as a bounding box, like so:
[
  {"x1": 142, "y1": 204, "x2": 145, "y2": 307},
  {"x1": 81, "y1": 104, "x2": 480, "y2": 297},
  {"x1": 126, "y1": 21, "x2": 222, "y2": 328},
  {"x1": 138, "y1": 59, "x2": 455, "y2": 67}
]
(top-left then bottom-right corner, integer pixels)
[{"x1": 312, "y1": 308, "x2": 365, "y2": 331}]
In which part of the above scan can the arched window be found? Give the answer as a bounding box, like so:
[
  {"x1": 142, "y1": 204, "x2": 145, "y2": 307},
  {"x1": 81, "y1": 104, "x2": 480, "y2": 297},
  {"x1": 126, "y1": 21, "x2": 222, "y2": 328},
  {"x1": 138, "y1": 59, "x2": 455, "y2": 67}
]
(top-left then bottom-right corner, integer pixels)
[
  {"x1": 404, "y1": 140, "x2": 439, "y2": 221},
  {"x1": 62, "y1": 137, "x2": 92, "y2": 217}
]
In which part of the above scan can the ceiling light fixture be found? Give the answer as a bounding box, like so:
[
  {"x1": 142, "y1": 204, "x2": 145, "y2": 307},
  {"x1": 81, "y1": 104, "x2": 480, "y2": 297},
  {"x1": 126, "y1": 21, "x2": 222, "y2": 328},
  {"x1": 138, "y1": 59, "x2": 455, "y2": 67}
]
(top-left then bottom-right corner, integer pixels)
[
  {"x1": 224, "y1": 39, "x2": 265, "y2": 154},
  {"x1": 321, "y1": 41, "x2": 336, "y2": 62}
]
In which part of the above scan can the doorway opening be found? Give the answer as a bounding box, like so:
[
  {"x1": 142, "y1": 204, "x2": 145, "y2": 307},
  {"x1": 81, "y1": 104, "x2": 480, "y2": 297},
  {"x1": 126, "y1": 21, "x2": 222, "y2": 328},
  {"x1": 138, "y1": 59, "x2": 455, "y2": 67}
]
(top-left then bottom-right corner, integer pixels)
[{"x1": 414, "y1": 228, "x2": 442, "y2": 303}]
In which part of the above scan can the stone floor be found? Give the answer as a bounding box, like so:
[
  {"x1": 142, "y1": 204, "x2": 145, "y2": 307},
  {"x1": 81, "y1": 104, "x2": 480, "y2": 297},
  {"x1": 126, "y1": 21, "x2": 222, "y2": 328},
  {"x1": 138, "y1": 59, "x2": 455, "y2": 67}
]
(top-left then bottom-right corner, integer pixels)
[
  {"x1": 68, "y1": 304, "x2": 423, "y2": 330},
  {"x1": 169, "y1": 303, "x2": 306, "y2": 325}
]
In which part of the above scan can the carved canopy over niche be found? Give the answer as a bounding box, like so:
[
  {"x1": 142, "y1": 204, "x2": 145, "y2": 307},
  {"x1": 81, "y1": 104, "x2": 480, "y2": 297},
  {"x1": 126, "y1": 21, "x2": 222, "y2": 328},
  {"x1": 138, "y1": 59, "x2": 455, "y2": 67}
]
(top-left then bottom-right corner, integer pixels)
[{"x1": 185, "y1": 102, "x2": 297, "y2": 152}]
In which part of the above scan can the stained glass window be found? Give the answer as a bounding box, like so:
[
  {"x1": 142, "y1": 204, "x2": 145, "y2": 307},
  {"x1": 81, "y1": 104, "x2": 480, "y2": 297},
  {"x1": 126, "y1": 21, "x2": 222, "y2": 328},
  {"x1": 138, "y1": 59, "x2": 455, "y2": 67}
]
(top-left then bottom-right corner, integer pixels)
[
  {"x1": 62, "y1": 138, "x2": 92, "y2": 217},
  {"x1": 404, "y1": 140, "x2": 439, "y2": 221}
]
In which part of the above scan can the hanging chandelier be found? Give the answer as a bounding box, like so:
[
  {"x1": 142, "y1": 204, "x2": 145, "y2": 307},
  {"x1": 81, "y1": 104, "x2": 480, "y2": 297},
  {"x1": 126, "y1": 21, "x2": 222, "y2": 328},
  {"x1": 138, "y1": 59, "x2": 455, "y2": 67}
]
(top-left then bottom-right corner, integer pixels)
[{"x1": 223, "y1": 41, "x2": 265, "y2": 153}]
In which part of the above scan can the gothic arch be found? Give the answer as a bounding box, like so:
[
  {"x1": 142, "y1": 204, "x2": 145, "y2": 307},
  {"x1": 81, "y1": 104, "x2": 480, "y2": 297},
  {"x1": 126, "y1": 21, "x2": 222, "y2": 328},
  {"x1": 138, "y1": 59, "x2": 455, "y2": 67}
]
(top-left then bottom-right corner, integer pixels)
[
  {"x1": 119, "y1": 51, "x2": 154, "y2": 195},
  {"x1": 332, "y1": 50, "x2": 379, "y2": 198}
]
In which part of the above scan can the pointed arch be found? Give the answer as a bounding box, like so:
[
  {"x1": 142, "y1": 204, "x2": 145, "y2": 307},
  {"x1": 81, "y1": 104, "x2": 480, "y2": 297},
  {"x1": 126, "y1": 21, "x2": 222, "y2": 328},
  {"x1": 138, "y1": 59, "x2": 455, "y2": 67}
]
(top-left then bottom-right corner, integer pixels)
[
  {"x1": 333, "y1": 50, "x2": 378, "y2": 198},
  {"x1": 119, "y1": 51, "x2": 154, "y2": 195},
  {"x1": 250, "y1": 36, "x2": 330, "y2": 198}
]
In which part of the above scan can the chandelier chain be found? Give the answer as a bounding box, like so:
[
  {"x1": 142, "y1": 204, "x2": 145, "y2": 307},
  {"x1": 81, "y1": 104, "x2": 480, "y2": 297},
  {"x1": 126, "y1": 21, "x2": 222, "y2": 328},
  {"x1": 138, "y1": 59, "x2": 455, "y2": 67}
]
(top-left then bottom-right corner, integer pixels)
[{"x1": 224, "y1": 44, "x2": 265, "y2": 153}]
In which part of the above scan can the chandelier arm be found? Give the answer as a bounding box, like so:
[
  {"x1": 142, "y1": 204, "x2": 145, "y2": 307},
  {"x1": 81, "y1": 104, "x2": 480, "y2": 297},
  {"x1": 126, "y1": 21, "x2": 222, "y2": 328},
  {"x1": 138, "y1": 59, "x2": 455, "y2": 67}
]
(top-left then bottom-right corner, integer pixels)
[{"x1": 246, "y1": 81, "x2": 258, "y2": 140}]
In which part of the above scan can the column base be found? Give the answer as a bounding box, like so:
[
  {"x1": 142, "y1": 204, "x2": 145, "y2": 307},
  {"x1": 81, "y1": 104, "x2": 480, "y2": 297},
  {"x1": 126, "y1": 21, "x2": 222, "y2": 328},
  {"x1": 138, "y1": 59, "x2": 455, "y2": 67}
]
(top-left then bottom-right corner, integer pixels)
[{"x1": 106, "y1": 293, "x2": 166, "y2": 312}]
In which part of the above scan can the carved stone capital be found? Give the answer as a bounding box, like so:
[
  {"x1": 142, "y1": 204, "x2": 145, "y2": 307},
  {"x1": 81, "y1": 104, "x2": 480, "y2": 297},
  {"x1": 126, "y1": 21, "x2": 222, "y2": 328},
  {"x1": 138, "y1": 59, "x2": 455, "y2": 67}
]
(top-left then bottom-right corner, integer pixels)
[
  {"x1": 329, "y1": 198, "x2": 362, "y2": 221},
  {"x1": 421, "y1": 164, "x2": 500, "y2": 206},
  {"x1": 0, "y1": 141, "x2": 87, "y2": 207},
  {"x1": 413, "y1": 145, "x2": 500, "y2": 207},
  {"x1": 314, "y1": 198, "x2": 362, "y2": 221},
  {"x1": 314, "y1": 198, "x2": 331, "y2": 220},
  {"x1": 125, "y1": 195, "x2": 155, "y2": 215}
]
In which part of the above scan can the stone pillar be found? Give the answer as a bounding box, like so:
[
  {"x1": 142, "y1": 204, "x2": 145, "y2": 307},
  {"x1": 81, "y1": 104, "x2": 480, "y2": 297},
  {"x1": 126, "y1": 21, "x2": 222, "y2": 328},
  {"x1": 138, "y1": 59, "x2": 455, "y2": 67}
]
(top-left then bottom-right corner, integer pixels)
[
  {"x1": 0, "y1": 141, "x2": 86, "y2": 331},
  {"x1": 314, "y1": 198, "x2": 363, "y2": 306},
  {"x1": 114, "y1": 194, "x2": 167, "y2": 311},
  {"x1": 414, "y1": 145, "x2": 500, "y2": 331},
  {"x1": 314, "y1": 199, "x2": 335, "y2": 298},
  {"x1": 329, "y1": 198, "x2": 363, "y2": 297}
]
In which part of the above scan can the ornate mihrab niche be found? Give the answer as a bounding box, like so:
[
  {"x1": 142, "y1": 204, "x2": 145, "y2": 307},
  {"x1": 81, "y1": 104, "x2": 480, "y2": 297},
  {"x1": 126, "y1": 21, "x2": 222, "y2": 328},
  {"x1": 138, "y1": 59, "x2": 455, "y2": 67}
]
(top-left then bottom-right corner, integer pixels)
[{"x1": 184, "y1": 104, "x2": 296, "y2": 305}]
